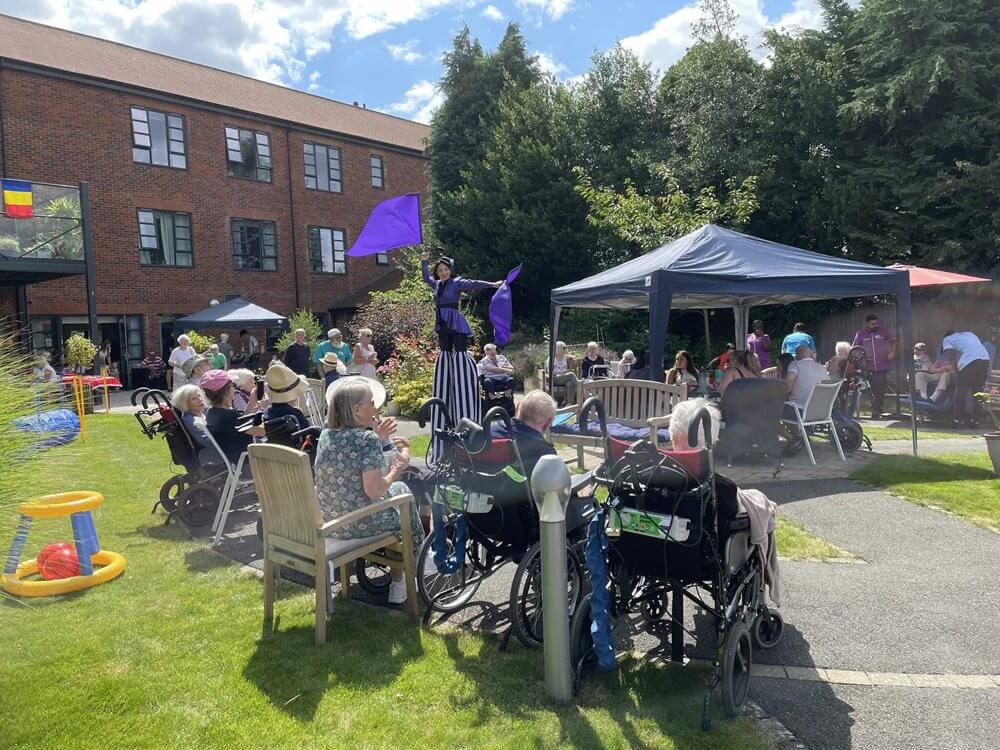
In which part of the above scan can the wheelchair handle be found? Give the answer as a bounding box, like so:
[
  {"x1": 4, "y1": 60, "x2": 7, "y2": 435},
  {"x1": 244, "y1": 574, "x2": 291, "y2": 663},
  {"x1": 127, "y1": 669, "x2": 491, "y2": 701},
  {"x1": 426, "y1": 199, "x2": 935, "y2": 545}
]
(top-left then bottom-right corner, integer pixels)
[
  {"x1": 688, "y1": 406, "x2": 713, "y2": 450},
  {"x1": 481, "y1": 405, "x2": 515, "y2": 435},
  {"x1": 131, "y1": 387, "x2": 149, "y2": 406},
  {"x1": 577, "y1": 396, "x2": 608, "y2": 437},
  {"x1": 141, "y1": 389, "x2": 171, "y2": 410},
  {"x1": 416, "y1": 397, "x2": 452, "y2": 429},
  {"x1": 236, "y1": 412, "x2": 263, "y2": 432}
]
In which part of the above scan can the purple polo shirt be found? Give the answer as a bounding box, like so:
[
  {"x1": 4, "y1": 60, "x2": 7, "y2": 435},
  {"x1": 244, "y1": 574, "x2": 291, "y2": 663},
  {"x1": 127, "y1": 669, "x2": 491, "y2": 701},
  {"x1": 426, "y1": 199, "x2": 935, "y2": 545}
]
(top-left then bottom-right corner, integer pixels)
[{"x1": 852, "y1": 326, "x2": 896, "y2": 372}]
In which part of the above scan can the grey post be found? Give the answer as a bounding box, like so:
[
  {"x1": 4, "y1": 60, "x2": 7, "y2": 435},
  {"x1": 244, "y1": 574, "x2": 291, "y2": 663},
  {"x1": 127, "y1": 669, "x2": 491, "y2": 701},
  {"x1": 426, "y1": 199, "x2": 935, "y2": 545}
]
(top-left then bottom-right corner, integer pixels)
[{"x1": 530, "y1": 454, "x2": 573, "y2": 702}]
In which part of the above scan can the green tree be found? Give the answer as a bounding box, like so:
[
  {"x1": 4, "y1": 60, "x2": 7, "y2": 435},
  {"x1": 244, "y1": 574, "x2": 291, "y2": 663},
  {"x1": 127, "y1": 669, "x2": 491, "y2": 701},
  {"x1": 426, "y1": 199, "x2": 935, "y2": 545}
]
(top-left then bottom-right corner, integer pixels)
[{"x1": 275, "y1": 309, "x2": 323, "y2": 354}]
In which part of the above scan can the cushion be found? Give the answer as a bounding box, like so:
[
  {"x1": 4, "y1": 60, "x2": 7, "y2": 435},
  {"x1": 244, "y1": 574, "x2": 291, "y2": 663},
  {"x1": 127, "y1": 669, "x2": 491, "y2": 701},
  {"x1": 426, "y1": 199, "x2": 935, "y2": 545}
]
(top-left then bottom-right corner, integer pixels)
[
  {"x1": 551, "y1": 419, "x2": 671, "y2": 443},
  {"x1": 324, "y1": 533, "x2": 396, "y2": 561}
]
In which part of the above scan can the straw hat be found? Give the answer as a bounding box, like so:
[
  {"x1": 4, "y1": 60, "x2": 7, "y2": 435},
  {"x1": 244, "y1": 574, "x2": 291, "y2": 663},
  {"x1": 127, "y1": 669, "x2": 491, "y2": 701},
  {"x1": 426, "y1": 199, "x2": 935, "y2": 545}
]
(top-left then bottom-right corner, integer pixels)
[
  {"x1": 181, "y1": 354, "x2": 210, "y2": 378},
  {"x1": 265, "y1": 362, "x2": 309, "y2": 404},
  {"x1": 321, "y1": 352, "x2": 347, "y2": 374},
  {"x1": 325, "y1": 375, "x2": 386, "y2": 410}
]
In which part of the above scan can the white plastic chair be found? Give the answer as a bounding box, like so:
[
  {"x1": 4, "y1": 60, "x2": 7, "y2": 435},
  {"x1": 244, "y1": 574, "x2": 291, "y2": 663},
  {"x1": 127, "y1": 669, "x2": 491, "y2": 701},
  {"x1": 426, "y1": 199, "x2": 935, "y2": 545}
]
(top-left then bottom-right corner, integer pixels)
[
  {"x1": 203, "y1": 429, "x2": 253, "y2": 545},
  {"x1": 781, "y1": 380, "x2": 845, "y2": 465}
]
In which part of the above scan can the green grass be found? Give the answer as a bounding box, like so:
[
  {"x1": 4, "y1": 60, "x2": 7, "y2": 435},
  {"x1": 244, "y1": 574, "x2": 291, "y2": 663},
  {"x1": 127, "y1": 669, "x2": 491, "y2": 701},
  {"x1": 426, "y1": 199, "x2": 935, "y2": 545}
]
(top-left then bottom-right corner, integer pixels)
[
  {"x1": 851, "y1": 452, "x2": 999, "y2": 529},
  {"x1": 0, "y1": 416, "x2": 767, "y2": 750},
  {"x1": 864, "y1": 426, "x2": 970, "y2": 441},
  {"x1": 775, "y1": 518, "x2": 851, "y2": 561},
  {"x1": 407, "y1": 433, "x2": 430, "y2": 460}
]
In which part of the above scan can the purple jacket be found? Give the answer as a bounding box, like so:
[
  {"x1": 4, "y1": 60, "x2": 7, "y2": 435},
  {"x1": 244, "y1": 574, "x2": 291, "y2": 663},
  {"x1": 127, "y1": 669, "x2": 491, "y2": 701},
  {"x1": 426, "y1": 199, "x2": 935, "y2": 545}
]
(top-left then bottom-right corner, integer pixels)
[
  {"x1": 746, "y1": 332, "x2": 771, "y2": 369},
  {"x1": 853, "y1": 326, "x2": 896, "y2": 372},
  {"x1": 422, "y1": 260, "x2": 494, "y2": 335}
]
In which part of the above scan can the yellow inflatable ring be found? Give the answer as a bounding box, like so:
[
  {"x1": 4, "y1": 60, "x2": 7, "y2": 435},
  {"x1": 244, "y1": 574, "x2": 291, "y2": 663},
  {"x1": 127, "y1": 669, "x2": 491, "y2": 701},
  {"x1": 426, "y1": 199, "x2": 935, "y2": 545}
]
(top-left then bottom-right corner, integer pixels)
[
  {"x1": 0, "y1": 550, "x2": 125, "y2": 597},
  {"x1": 19, "y1": 491, "x2": 103, "y2": 519}
]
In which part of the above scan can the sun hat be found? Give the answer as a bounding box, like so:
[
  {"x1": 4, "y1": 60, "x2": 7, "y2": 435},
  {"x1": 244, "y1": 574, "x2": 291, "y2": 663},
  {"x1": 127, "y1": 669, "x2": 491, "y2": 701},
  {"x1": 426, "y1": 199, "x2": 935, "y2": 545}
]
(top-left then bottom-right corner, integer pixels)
[
  {"x1": 914, "y1": 342, "x2": 927, "y2": 351},
  {"x1": 181, "y1": 354, "x2": 211, "y2": 378},
  {"x1": 321, "y1": 352, "x2": 347, "y2": 374},
  {"x1": 325, "y1": 375, "x2": 386, "y2": 410},
  {"x1": 200, "y1": 369, "x2": 236, "y2": 392},
  {"x1": 265, "y1": 362, "x2": 309, "y2": 404}
]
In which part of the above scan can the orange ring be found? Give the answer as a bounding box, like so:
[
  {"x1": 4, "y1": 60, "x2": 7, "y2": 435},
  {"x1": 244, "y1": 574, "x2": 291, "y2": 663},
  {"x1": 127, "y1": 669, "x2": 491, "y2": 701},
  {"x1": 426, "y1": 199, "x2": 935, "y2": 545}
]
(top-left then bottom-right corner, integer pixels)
[
  {"x1": 19, "y1": 491, "x2": 103, "y2": 519},
  {"x1": 0, "y1": 550, "x2": 125, "y2": 597}
]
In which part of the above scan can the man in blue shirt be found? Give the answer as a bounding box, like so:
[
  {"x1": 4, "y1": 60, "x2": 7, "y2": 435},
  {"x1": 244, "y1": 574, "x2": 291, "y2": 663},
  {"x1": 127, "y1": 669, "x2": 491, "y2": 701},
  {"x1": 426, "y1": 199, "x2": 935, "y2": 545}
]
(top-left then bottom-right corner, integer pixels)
[
  {"x1": 781, "y1": 322, "x2": 816, "y2": 356},
  {"x1": 942, "y1": 330, "x2": 991, "y2": 426},
  {"x1": 313, "y1": 328, "x2": 352, "y2": 377}
]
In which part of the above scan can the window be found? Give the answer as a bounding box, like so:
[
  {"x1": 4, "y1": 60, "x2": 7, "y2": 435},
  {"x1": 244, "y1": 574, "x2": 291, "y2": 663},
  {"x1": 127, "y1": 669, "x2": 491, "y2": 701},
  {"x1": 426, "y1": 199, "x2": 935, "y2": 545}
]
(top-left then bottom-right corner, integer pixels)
[
  {"x1": 303, "y1": 143, "x2": 342, "y2": 192},
  {"x1": 375, "y1": 252, "x2": 389, "y2": 265},
  {"x1": 308, "y1": 227, "x2": 346, "y2": 274},
  {"x1": 137, "y1": 210, "x2": 193, "y2": 266},
  {"x1": 231, "y1": 219, "x2": 277, "y2": 271},
  {"x1": 125, "y1": 315, "x2": 144, "y2": 360},
  {"x1": 225, "y1": 126, "x2": 272, "y2": 182},
  {"x1": 131, "y1": 107, "x2": 186, "y2": 168},
  {"x1": 370, "y1": 155, "x2": 384, "y2": 188}
]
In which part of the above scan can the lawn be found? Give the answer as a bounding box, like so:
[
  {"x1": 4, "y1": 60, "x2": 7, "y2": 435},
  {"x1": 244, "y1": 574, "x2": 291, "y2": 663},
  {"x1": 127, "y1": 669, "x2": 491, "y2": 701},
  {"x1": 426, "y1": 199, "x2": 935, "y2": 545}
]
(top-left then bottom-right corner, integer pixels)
[
  {"x1": 864, "y1": 426, "x2": 969, "y2": 441},
  {"x1": 775, "y1": 518, "x2": 851, "y2": 561},
  {"x1": 851, "y1": 452, "x2": 999, "y2": 529},
  {"x1": 0, "y1": 415, "x2": 768, "y2": 750}
]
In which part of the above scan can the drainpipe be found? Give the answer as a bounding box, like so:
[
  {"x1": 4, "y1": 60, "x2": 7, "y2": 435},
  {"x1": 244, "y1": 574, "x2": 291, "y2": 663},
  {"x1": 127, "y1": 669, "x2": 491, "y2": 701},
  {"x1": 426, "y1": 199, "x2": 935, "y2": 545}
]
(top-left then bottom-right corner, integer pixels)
[
  {"x1": 0, "y1": 58, "x2": 7, "y2": 177},
  {"x1": 284, "y1": 123, "x2": 301, "y2": 310}
]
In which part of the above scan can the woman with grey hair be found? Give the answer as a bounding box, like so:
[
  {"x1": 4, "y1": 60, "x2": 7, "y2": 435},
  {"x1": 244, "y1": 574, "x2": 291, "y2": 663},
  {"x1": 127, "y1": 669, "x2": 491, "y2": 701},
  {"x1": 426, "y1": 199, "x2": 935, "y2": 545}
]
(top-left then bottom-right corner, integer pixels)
[
  {"x1": 546, "y1": 340, "x2": 578, "y2": 404},
  {"x1": 170, "y1": 383, "x2": 210, "y2": 447},
  {"x1": 168, "y1": 334, "x2": 195, "y2": 389},
  {"x1": 315, "y1": 378, "x2": 424, "y2": 604},
  {"x1": 353, "y1": 327, "x2": 379, "y2": 379},
  {"x1": 668, "y1": 397, "x2": 721, "y2": 450}
]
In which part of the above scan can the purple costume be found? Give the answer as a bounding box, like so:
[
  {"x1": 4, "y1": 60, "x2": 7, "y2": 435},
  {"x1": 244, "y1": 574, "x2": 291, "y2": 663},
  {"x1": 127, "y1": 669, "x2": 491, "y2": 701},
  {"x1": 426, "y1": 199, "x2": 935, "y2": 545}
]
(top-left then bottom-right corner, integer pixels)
[{"x1": 422, "y1": 260, "x2": 494, "y2": 337}]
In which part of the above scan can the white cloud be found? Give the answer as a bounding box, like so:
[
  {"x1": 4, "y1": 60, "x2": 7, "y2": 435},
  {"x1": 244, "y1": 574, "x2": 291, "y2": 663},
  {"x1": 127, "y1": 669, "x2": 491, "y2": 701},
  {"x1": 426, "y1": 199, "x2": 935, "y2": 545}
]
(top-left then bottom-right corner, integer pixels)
[
  {"x1": 534, "y1": 52, "x2": 567, "y2": 79},
  {"x1": 308, "y1": 70, "x2": 322, "y2": 92},
  {"x1": 389, "y1": 80, "x2": 444, "y2": 124},
  {"x1": 621, "y1": 0, "x2": 825, "y2": 72},
  {"x1": 0, "y1": 0, "x2": 467, "y2": 85},
  {"x1": 481, "y1": 4, "x2": 504, "y2": 22},
  {"x1": 387, "y1": 40, "x2": 423, "y2": 63},
  {"x1": 516, "y1": 0, "x2": 574, "y2": 22}
]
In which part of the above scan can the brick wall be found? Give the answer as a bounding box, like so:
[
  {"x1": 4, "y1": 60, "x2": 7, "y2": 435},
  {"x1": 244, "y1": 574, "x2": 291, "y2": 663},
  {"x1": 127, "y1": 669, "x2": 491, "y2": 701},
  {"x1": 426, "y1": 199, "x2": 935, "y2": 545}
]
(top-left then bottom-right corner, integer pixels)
[{"x1": 1, "y1": 67, "x2": 428, "y2": 355}]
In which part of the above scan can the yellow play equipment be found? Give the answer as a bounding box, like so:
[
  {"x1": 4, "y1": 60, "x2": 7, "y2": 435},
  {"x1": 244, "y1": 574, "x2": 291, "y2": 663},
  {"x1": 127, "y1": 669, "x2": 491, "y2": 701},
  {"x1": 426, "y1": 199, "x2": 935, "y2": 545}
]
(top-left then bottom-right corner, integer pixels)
[{"x1": 1, "y1": 491, "x2": 125, "y2": 597}]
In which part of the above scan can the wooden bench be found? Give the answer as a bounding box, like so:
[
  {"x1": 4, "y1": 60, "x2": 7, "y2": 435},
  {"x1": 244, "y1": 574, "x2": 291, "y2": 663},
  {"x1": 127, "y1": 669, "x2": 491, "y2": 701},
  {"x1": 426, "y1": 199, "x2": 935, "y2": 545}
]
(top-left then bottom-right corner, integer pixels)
[{"x1": 550, "y1": 379, "x2": 687, "y2": 466}]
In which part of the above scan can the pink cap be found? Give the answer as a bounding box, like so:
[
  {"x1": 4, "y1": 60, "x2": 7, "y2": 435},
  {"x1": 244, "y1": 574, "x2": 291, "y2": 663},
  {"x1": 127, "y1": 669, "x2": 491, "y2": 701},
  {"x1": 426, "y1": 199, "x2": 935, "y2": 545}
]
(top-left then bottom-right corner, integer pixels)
[{"x1": 200, "y1": 369, "x2": 235, "y2": 392}]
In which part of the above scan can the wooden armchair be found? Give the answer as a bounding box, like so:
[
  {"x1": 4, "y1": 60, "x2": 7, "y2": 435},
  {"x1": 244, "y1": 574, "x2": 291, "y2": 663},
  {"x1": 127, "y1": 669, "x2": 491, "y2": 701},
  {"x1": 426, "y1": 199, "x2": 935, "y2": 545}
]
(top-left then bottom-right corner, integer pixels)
[
  {"x1": 247, "y1": 443, "x2": 418, "y2": 645},
  {"x1": 551, "y1": 379, "x2": 687, "y2": 466}
]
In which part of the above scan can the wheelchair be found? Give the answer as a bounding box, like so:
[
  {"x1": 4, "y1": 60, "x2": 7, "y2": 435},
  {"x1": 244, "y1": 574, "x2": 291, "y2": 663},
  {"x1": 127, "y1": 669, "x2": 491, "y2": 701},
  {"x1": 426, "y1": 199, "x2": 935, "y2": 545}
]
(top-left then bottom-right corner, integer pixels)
[
  {"x1": 413, "y1": 397, "x2": 596, "y2": 648},
  {"x1": 570, "y1": 398, "x2": 783, "y2": 727},
  {"x1": 479, "y1": 373, "x2": 515, "y2": 418}
]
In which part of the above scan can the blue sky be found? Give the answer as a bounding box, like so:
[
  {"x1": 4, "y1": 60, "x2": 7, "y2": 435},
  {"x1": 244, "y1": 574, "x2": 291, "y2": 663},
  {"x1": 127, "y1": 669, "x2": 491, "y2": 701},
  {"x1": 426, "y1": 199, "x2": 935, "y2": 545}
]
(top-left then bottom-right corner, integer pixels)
[{"x1": 1, "y1": 1, "x2": 825, "y2": 123}]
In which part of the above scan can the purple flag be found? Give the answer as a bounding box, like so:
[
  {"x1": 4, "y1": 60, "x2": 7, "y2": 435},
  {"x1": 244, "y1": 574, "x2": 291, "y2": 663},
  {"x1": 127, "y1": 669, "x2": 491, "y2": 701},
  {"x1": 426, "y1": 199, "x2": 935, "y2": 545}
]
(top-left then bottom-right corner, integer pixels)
[
  {"x1": 347, "y1": 193, "x2": 422, "y2": 257},
  {"x1": 489, "y1": 265, "x2": 521, "y2": 346}
]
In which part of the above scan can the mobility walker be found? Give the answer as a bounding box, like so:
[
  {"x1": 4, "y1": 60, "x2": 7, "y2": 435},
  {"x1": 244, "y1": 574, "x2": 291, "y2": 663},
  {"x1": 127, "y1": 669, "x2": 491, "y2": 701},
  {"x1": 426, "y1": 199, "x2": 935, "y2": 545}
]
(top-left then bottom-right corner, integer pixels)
[
  {"x1": 414, "y1": 397, "x2": 596, "y2": 648},
  {"x1": 571, "y1": 398, "x2": 783, "y2": 726}
]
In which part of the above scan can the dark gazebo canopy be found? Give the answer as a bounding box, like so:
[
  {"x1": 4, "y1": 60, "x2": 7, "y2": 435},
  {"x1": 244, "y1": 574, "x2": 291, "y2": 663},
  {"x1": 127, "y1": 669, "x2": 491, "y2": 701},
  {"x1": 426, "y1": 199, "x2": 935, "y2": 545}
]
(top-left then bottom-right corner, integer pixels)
[{"x1": 172, "y1": 297, "x2": 286, "y2": 332}]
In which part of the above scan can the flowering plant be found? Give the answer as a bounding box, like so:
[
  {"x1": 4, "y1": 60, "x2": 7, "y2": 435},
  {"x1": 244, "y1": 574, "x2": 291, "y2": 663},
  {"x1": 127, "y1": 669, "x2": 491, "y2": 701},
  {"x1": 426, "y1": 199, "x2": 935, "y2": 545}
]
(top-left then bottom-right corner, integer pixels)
[
  {"x1": 973, "y1": 390, "x2": 1000, "y2": 431},
  {"x1": 378, "y1": 334, "x2": 439, "y2": 416}
]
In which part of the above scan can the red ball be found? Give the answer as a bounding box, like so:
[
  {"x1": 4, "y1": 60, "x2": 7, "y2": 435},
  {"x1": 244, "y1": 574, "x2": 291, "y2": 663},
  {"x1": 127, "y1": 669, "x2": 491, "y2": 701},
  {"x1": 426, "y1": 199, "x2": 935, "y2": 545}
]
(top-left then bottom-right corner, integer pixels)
[{"x1": 38, "y1": 543, "x2": 79, "y2": 580}]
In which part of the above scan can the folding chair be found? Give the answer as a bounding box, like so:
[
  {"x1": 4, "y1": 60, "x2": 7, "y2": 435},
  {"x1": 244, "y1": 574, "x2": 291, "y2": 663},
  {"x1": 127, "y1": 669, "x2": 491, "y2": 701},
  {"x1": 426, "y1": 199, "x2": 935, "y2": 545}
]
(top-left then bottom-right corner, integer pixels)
[
  {"x1": 248, "y1": 443, "x2": 418, "y2": 645},
  {"x1": 781, "y1": 380, "x2": 846, "y2": 465},
  {"x1": 204, "y1": 430, "x2": 253, "y2": 545},
  {"x1": 303, "y1": 378, "x2": 327, "y2": 426}
]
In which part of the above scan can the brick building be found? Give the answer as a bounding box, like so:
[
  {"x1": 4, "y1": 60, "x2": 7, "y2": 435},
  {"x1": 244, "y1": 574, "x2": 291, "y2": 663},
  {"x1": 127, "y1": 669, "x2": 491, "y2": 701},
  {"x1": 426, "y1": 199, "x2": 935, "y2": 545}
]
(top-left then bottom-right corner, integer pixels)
[{"x1": 0, "y1": 14, "x2": 429, "y2": 382}]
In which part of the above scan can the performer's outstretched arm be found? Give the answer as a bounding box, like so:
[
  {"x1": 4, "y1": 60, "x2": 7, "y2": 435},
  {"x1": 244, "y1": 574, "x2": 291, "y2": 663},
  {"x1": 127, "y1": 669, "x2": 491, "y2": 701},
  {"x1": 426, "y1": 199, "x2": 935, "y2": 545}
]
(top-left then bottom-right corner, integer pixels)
[
  {"x1": 455, "y1": 277, "x2": 502, "y2": 292},
  {"x1": 421, "y1": 259, "x2": 437, "y2": 290}
]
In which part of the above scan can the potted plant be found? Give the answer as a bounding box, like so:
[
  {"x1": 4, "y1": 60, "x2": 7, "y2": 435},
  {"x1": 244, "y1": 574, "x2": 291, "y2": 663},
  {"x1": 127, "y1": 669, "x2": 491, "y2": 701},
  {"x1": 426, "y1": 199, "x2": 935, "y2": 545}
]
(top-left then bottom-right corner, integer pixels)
[
  {"x1": 974, "y1": 391, "x2": 1000, "y2": 476},
  {"x1": 510, "y1": 344, "x2": 547, "y2": 391},
  {"x1": 63, "y1": 332, "x2": 97, "y2": 375}
]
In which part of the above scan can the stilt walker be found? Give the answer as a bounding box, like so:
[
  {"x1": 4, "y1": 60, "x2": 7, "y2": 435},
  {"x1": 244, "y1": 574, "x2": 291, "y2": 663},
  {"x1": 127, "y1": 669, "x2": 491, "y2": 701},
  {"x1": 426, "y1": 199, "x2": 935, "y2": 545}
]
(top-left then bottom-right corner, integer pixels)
[{"x1": 420, "y1": 251, "x2": 503, "y2": 461}]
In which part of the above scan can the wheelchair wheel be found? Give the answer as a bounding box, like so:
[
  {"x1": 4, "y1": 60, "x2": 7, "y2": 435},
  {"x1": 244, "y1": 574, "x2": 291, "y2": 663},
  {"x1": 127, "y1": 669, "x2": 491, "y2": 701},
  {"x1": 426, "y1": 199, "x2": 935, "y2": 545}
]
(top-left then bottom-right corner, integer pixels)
[
  {"x1": 721, "y1": 621, "x2": 752, "y2": 717},
  {"x1": 570, "y1": 591, "x2": 596, "y2": 685},
  {"x1": 509, "y1": 540, "x2": 583, "y2": 648},
  {"x1": 752, "y1": 608, "x2": 784, "y2": 650},
  {"x1": 417, "y1": 529, "x2": 482, "y2": 612},
  {"x1": 830, "y1": 420, "x2": 863, "y2": 454},
  {"x1": 175, "y1": 482, "x2": 220, "y2": 529},
  {"x1": 356, "y1": 555, "x2": 392, "y2": 595},
  {"x1": 158, "y1": 473, "x2": 192, "y2": 513}
]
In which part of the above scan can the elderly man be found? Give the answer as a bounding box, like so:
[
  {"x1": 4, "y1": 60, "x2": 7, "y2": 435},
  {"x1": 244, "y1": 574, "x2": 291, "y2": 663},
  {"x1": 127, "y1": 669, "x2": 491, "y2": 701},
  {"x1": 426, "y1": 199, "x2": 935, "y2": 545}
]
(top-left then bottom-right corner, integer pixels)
[
  {"x1": 784, "y1": 343, "x2": 831, "y2": 418},
  {"x1": 313, "y1": 328, "x2": 352, "y2": 377},
  {"x1": 283, "y1": 327, "x2": 311, "y2": 376},
  {"x1": 168, "y1": 334, "x2": 195, "y2": 389},
  {"x1": 479, "y1": 343, "x2": 516, "y2": 395},
  {"x1": 489, "y1": 389, "x2": 558, "y2": 476}
]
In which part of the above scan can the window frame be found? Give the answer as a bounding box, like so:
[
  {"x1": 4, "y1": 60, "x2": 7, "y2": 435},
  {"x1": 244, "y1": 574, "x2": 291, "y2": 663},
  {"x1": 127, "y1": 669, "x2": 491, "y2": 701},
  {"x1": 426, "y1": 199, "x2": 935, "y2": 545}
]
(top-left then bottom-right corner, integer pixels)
[
  {"x1": 130, "y1": 106, "x2": 187, "y2": 169},
  {"x1": 230, "y1": 218, "x2": 278, "y2": 272},
  {"x1": 375, "y1": 252, "x2": 389, "y2": 266},
  {"x1": 136, "y1": 209, "x2": 194, "y2": 268},
  {"x1": 308, "y1": 226, "x2": 348, "y2": 275},
  {"x1": 370, "y1": 154, "x2": 385, "y2": 189},
  {"x1": 224, "y1": 125, "x2": 273, "y2": 183},
  {"x1": 303, "y1": 142, "x2": 343, "y2": 193}
]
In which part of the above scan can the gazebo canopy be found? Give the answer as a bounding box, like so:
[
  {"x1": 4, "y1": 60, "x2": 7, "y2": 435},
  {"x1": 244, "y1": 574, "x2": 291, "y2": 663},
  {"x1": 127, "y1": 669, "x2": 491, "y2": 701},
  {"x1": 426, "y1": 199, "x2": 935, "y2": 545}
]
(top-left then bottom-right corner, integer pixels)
[
  {"x1": 172, "y1": 296, "x2": 287, "y2": 332},
  {"x1": 887, "y1": 263, "x2": 991, "y2": 288}
]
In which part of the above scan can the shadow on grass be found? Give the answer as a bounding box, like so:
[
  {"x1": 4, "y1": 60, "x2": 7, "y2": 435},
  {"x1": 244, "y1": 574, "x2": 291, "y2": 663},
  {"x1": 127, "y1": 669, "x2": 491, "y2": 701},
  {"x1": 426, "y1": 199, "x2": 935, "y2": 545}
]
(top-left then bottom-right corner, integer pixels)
[
  {"x1": 851, "y1": 454, "x2": 995, "y2": 485},
  {"x1": 242, "y1": 613, "x2": 425, "y2": 722},
  {"x1": 184, "y1": 547, "x2": 234, "y2": 573}
]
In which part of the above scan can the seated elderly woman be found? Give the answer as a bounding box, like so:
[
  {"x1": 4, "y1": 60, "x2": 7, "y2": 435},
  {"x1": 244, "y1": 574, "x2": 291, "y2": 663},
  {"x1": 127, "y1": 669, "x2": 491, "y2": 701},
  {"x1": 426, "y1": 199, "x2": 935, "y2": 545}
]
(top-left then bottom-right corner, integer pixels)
[
  {"x1": 826, "y1": 341, "x2": 851, "y2": 379},
  {"x1": 547, "y1": 340, "x2": 579, "y2": 404},
  {"x1": 262, "y1": 362, "x2": 311, "y2": 432},
  {"x1": 229, "y1": 368, "x2": 261, "y2": 413},
  {"x1": 618, "y1": 350, "x2": 637, "y2": 378},
  {"x1": 315, "y1": 377, "x2": 424, "y2": 605},
  {"x1": 201, "y1": 369, "x2": 265, "y2": 464},
  {"x1": 171, "y1": 384, "x2": 211, "y2": 448}
]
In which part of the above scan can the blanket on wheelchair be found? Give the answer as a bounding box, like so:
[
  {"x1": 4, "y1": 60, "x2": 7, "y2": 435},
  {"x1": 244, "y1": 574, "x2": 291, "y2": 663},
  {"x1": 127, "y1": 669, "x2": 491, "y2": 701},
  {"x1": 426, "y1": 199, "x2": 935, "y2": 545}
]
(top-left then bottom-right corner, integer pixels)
[
  {"x1": 551, "y1": 419, "x2": 671, "y2": 443},
  {"x1": 736, "y1": 488, "x2": 781, "y2": 606}
]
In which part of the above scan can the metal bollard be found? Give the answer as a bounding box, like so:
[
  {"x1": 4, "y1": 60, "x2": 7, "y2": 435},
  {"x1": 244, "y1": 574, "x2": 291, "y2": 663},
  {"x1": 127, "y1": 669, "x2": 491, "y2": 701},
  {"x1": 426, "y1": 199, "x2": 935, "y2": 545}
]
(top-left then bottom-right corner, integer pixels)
[{"x1": 530, "y1": 454, "x2": 574, "y2": 702}]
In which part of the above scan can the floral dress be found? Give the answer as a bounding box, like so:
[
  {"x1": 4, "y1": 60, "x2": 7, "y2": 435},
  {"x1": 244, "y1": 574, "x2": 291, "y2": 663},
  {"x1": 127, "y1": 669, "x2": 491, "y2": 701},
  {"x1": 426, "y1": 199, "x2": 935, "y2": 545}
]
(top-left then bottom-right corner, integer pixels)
[{"x1": 314, "y1": 427, "x2": 424, "y2": 551}]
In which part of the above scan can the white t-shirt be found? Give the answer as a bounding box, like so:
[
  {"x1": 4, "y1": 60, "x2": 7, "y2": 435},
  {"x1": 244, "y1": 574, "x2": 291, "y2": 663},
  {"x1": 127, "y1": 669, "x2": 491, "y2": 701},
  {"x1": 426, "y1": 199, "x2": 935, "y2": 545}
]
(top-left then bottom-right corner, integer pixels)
[
  {"x1": 942, "y1": 332, "x2": 989, "y2": 371},
  {"x1": 787, "y1": 358, "x2": 831, "y2": 408},
  {"x1": 168, "y1": 346, "x2": 195, "y2": 370}
]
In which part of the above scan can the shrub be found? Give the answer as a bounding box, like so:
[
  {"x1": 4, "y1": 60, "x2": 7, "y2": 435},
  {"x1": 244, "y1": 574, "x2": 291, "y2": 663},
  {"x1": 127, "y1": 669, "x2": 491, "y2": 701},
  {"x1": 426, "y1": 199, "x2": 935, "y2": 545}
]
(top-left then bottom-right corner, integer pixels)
[
  {"x1": 275, "y1": 308, "x2": 324, "y2": 353},
  {"x1": 378, "y1": 334, "x2": 438, "y2": 402},
  {"x1": 391, "y1": 372, "x2": 435, "y2": 417},
  {"x1": 63, "y1": 332, "x2": 97, "y2": 372},
  {"x1": 509, "y1": 343, "x2": 548, "y2": 384},
  {"x1": 183, "y1": 330, "x2": 214, "y2": 354}
]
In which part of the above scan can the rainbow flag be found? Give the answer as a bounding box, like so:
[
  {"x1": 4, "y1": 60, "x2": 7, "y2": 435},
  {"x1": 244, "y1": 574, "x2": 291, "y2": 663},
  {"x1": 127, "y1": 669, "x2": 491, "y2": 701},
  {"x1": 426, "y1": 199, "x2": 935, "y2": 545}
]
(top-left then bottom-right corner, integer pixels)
[{"x1": 2, "y1": 179, "x2": 33, "y2": 219}]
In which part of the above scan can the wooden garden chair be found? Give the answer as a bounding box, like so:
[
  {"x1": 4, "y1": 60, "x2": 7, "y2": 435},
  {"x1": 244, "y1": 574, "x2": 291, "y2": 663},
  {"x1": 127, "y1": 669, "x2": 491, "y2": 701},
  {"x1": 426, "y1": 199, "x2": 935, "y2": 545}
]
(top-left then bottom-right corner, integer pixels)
[{"x1": 247, "y1": 443, "x2": 419, "y2": 645}]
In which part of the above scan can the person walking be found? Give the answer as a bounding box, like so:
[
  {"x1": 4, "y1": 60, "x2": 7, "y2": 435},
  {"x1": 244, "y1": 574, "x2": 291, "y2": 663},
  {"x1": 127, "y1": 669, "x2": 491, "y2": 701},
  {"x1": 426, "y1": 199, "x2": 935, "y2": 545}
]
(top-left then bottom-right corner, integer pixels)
[{"x1": 852, "y1": 314, "x2": 896, "y2": 418}]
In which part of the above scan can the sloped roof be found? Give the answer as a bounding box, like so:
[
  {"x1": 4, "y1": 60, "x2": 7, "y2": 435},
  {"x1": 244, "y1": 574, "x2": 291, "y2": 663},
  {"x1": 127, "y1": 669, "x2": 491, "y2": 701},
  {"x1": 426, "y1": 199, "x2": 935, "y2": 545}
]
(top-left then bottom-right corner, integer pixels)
[
  {"x1": 173, "y1": 297, "x2": 286, "y2": 329},
  {"x1": 552, "y1": 224, "x2": 908, "y2": 309},
  {"x1": 0, "y1": 13, "x2": 429, "y2": 153}
]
